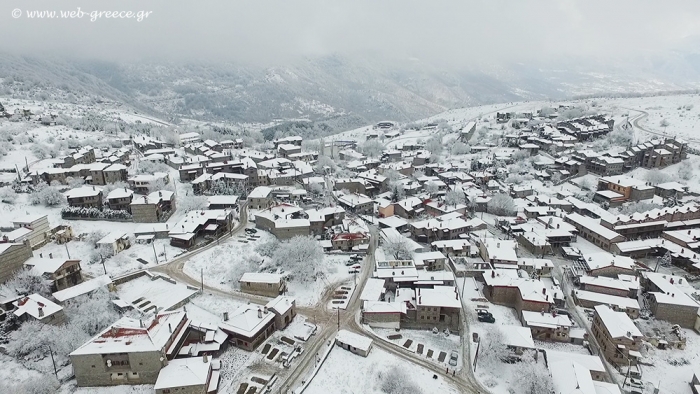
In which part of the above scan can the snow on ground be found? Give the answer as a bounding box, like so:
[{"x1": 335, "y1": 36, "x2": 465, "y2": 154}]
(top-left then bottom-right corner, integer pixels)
[
  {"x1": 0, "y1": 354, "x2": 44, "y2": 387},
  {"x1": 371, "y1": 327, "x2": 462, "y2": 369},
  {"x1": 61, "y1": 383, "x2": 153, "y2": 394},
  {"x1": 184, "y1": 234, "x2": 354, "y2": 307},
  {"x1": 305, "y1": 345, "x2": 461, "y2": 394},
  {"x1": 186, "y1": 292, "x2": 247, "y2": 321}
]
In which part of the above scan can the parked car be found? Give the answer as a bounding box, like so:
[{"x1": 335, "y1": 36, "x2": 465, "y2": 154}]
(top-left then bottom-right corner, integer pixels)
[
  {"x1": 348, "y1": 269, "x2": 359, "y2": 274},
  {"x1": 478, "y1": 313, "x2": 495, "y2": 323},
  {"x1": 475, "y1": 309, "x2": 489, "y2": 316},
  {"x1": 245, "y1": 228, "x2": 257, "y2": 234},
  {"x1": 448, "y1": 350, "x2": 459, "y2": 366},
  {"x1": 345, "y1": 260, "x2": 356, "y2": 266},
  {"x1": 350, "y1": 254, "x2": 362, "y2": 261},
  {"x1": 351, "y1": 264, "x2": 361, "y2": 270}
]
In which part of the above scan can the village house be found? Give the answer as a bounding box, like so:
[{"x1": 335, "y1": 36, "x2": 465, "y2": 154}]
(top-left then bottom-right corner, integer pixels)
[
  {"x1": 0, "y1": 242, "x2": 33, "y2": 283},
  {"x1": 70, "y1": 311, "x2": 189, "y2": 387},
  {"x1": 641, "y1": 272, "x2": 700, "y2": 328},
  {"x1": 409, "y1": 286, "x2": 462, "y2": 332},
  {"x1": 578, "y1": 275, "x2": 639, "y2": 298},
  {"x1": 130, "y1": 190, "x2": 176, "y2": 223},
  {"x1": 478, "y1": 238, "x2": 518, "y2": 265},
  {"x1": 431, "y1": 239, "x2": 473, "y2": 257},
  {"x1": 65, "y1": 186, "x2": 103, "y2": 209},
  {"x1": 591, "y1": 305, "x2": 643, "y2": 366},
  {"x1": 572, "y1": 289, "x2": 641, "y2": 318},
  {"x1": 579, "y1": 252, "x2": 637, "y2": 277},
  {"x1": 24, "y1": 257, "x2": 83, "y2": 292},
  {"x1": 13, "y1": 293, "x2": 65, "y2": 325},
  {"x1": 168, "y1": 210, "x2": 234, "y2": 248},
  {"x1": 239, "y1": 273, "x2": 286, "y2": 298},
  {"x1": 207, "y1": 195, "x2": 239, "y2": 210},
  {"x1": 254, "y1": 204, "x2": 310, "y2": 239},
  {"x1": 127, "y1": 172, "x2": 169, "y2": 195},
  {"x1": 482, "y1": 269, "x2": 556, "y2": 315},
  {"x1": 106, "y1": 188, "x2": 135, "y2": 212},
  {"x1": 306, "y1": 206, "x2": 346, "y2": 236},
  {"x1": 4, "y1": 214, "x2": 51, "y2": 249},
  {"x1": 521, "y1": 310, "x2": 574, "y2": 342},
  {"x1": 153, "y1": 355, "x2": 220, "y2": 394},
  {"x1": 335, "y1": 330, "x2": 373, "y2": 357},
  {"x1": 336, "y1": 193, "x2": 374, "y2": 215},
  {"x1": 97, "y1": 232, "x2": 131, "y2": 256},
  {"x1": 219, "y1": 297, "x2": 296, "y2": 351},
  {"x1": 331, "y1": 232, "x2": 369, "y2": 252},
  {"x1": 409, "y1": 213, "x2": 471, "y2": 243},
  {"x1": 564, "y1": 213, "x2": 625, "y2": 251},
  {"x1": 247, "y1": 186, "x2": 274, "y2": 210}
]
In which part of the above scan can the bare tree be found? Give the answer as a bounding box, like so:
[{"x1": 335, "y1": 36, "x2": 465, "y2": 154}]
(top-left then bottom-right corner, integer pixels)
[
  {"x1": 383, "y1": 235, "x2": 414, "y2": 260},
  {"x1": 645, "y1": 169, "x2": 672, "y2": 185}
]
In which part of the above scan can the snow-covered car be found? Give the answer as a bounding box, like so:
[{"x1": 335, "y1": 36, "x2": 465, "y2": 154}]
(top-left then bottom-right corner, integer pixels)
[
  {"x1": 348, "y1": 269, "x2": 359, "y2": 274},
  {"x1": 478, "y1": 313, "x2": 495, "y2": 323},
  {"x1": 448, "y1": 350, "x2": 458, "y2": 366},
  {"x1": 245, "y1": 228, "x2": 257, "y2": 234}
]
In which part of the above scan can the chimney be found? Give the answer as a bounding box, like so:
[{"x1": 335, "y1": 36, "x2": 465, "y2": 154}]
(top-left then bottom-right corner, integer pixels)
[
  {"x1": 491, "y1": 270, "x2": 495, "y2": 278},
  {"x1": 541, "y1": 309, "x2": 545, "y2": 315},
  {"x1": 223, "y1": 312, "x2": 229, "y2": 321},
  {"x1": 497, "y1": 242, "x2": 500, "y2": 248},
  {"x1": 39, "y1": 253, "x2": 42, "y2": 258},
  {"x1": 257, "y1": 308, "x2": 262, "y2": 319},
  {"x1": 139, "y1": 319, "x2": 144, "y2": 328},
  {"x1": 168, "y1": 324, "x2": 172, "y2": 333},
  {"x1": 419, "y1": 296, "x2": 422, "y2": 304},
  {"x1": 38, "y1": 307, "x2": 44, "y2": 318},
  {"x1": 542, "y1": 288, "x2": 546, "y2": 295},
  {"x1": 202, "y1": 354, "x2": 208, "y2": 363},
  {"x1": 264, "y1": 306, "x2": 269, "y2": 314},
  {"x1": 672, "y1": 293, "x2": 675, "y2": 297},
  {"x1": 49, "y1": 253, "x2": 53, "y2": 259}
]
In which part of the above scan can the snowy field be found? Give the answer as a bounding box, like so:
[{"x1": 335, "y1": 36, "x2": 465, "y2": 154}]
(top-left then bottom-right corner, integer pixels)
[
  {"x1": 305, "y1": 345, "x2": 461, "y2": 394},
  {"x1": 184, "y1": 233, "x2": 354, "y2": 306}
]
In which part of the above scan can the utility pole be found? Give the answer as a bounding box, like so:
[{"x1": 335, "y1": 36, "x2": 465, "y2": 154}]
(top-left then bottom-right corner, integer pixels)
[
  {"x1": 163, "y1": 245, "x2": 167, "y2": 261},
  {"x1": 46, "y1": 345, "x2": 57, "y2": 378},
  {"x1": 65, "y1": 244, "x2": 71, "y2": 259},
  {"x1": 336, "y1": 308, "x2": 340, "y2": 331},
  {"x1": 101, "y1": 256, "x2": 107, "y2": 275},
  {"x1": 152, "y1": 242, "x2": 158, "y2": 263},
  {"x1": 201, "y1": 268, "x2": 204, "y2": 292}
]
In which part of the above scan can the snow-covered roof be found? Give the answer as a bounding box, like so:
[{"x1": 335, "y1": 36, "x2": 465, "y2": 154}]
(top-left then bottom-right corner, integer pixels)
[
  {"x1": 579, "y1": 275, "x2": 639, "y2": 291},
  {"x1": 25, "y1": 257, "x2": 78, "y2": 275},
  {"x1": 360, "y1": 278, "x2": 386, "y2": 302},
  {"x1": 565, "y1": 213, "x2": 623, "y2": 242},
  {"x1": 154, "y1": 355, "x2": 212, "y2": 390},
  {"x1": 52, "y1": 275, "x2": 112, "y2": 303},
  {"x1": 116, "y1": 274, "x2": 198, "y2": 314},
  {"x1": 415, "y1": 286, "x2": 461, "y2": 309},
  {"x1": 549, "y1": 360, "x2": 598, "y2": 394},
  {"x1": 521, "y1": 310, "x2": 573, "y2": 329},
  {"x1": 11, "y1": 214, "x2": 47, "y2": 224},
  {"x1": 335, "y1": 329, "x2": 373, "y2": 352},
  {"x1": 97, "y1": 231, "x2": 128, "y2": 245},
  {"x1": 219, "y1": 306, "x2": 275, "y2": 338},
  {"x1": 207, "y1": 195, "x2": 239, "y2": 206},
  {"x1": 594, "y1": 305, "x2": 642, "y2": 339},
  {"x1": 3, "y1": 227, "x2": 32, "y2": 241},
  {"x1": 107, "y1": 188, "x2": 134, "y2": 200},
  {"x1": 248, "y1": 186, "x2": 272, "y2": 199},
  {"x1": 70, "y1": 311, "x2": 187, "y2": 356},
  {"x1": 239, "y1": 273, "x2": 283, "y2": 284},
  {"x1": 64, "y1": 185, "x2": 102, "y2": 199},
  {"x1": 581, "y1": 252, "x2": 636, "y2": 272},
  {"x1": 499, "y1": 325, "x2": 535, "y2": 349},
  {"x1": 13, "y1": 294, "x2": 63, "y2": 320},
  {"x1": 266, "y1": 296, "x2": 295, "y2": 316},
  {"x1": 377, "y1": 215, "x2": 408, "y2": 229}
]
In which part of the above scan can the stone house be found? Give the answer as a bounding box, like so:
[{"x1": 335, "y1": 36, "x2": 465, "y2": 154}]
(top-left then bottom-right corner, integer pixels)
[
  {"x1": 0, "y1": 242, "x2": 33, "y2": 283},
  {"x1": 239, "y1": 273, "x2": 286, "y2": 298},
  {"x1": 591, "y1": 305, "x2": 643, "y2": 366},
  {"x1": 70, "y1": 311, "x2": 189, "y2": 387}
]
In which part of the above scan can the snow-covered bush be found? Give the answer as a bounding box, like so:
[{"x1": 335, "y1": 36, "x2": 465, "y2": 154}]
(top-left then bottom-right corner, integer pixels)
[
  {"x1": 678, "y1": 161, "x2": 693, "y2": 180},
  {"x1": 383, "y1": 235, "x2": 414, "y2": 260},
  {"x1": 487, "y1": 193, "x2": 516, "y2": 216},
  {"x1": 425, "y1": 135, "x2": 443, "y2": 155},
  {"x1": 61, "y1": 206, "x2": 132, "y2": 220},
  {"x1": 134, "y1": 160, "x2": 171, "y2": 175},
  {"x1": 0, "y1": 186, "x2": 17, "y2": 203},
  {"x1": 255, "y1": 236, "x2": 279, "y2": 258},
  {"x1": 29, "y1": 183, "x2": 63, "y2": 207},
  {"x1": 64, "y1": 287, "x2": 119, "y2": 336},
  {"x1": 478, "y1": 329, "x2": 508, "y2": 369},
  {"x1": 358, "y1": 139, "x2": 385, "y2": 158},
  {"x1": 85, "y1": 230, "x2": 107, "y2": 248},
  {"x1": 269, "y1": 236, "x2": 323, "y2": 282},
  {"x1": 0, "y1": 268, "x2": 52, "y2": 299},
  {"x1": 617, "y1": 201, "x2": 663, "y2": 215},
  {"x1": 645, "y1": 169, "x2": 672, "y2": 185},
  {"x1": 512, "y1": 353, "x2": 555, "y2": 394},
  {"x1": 0, "y1": 377, "x2": 60, "y2": 394},
  {"x1": 178, "y1": 194, "x2": 207, "y2": 212},
  {"x1": 450, "y1": 142, "x2": 471, "y2": 155},
  {"x1": 377, "y1": 366, "x2": 421, "y2": 394},
  {"x1": 425, "y1": 181, "x2": 439, "y2": 196},
  {"x1": 445, "y1": 189, "x2": 465, "y2": 207}
]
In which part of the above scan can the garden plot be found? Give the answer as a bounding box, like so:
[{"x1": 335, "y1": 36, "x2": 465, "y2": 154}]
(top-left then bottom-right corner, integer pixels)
[
  {"x1": 305, "y1": 345, "x2": 461, "y2": 394},
  {"x1": 326, "y1": 282, "x2": 356, "y2": 310},
  {"x1": 372, "y1": 327, "x2": 462, "y2": 369}
]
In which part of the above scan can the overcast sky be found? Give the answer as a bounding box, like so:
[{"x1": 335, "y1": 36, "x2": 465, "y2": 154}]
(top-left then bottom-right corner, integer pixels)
[{"x1": 2, "y1": 0, "x2": 699, "y2": 67}]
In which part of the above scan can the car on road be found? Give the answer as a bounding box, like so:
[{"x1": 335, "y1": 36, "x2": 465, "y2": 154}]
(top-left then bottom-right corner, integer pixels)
[
  {"x1": 348, "y1": 269, "x2": 359, "y2": 274},
  {"x1": 349, "y1": 254, "x2": 362, "y2": 261},
  {"x1": 245, "y1": 228, "x2": 257, "y2": 234},
  {"x1": 475, "y1": 309, "x2": 490, "y2": 316},
  {"x1": 448, "y1": 350, "x2": 459, "y2": 366},
  {"x1": 478, "y1": 313, "x2": 495, "y2": 323},
  {"x1": 351, "y1": 264, "x2": 361, "y2": 270}
]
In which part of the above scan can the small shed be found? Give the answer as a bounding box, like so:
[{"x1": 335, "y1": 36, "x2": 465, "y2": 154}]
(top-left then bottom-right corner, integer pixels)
[{"x1": 335, "y1": 329, "x2": 373, "y2": 357}]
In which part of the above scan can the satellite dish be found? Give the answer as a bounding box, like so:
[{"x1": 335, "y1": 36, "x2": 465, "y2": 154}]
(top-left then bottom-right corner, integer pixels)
[{"x1": 106, "y1": 360, "x2": 112, "y2": 367}]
